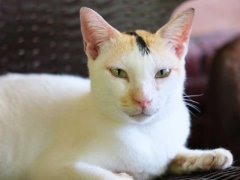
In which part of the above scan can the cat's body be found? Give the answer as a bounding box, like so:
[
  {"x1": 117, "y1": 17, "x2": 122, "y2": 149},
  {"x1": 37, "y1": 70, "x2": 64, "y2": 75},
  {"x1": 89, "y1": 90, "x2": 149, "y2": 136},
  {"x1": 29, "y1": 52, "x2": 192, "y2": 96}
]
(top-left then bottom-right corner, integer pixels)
[
  {"x1": 0, "y1": 74, "x2": 188, "y2": 180},
  {"x1": 0, "y1": 7, "x2": 233, "y2": 180}
]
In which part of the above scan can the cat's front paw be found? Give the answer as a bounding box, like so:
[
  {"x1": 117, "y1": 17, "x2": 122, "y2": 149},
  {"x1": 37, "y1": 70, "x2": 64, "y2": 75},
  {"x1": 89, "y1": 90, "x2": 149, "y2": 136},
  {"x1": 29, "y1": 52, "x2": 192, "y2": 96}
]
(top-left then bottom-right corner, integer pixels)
[
  {"x1": 170, "y1": 148, "x2": 233, "y2": 174},
  {"x1": 191, "y1": 148, "x2": 233, "y2": 171},
  {"x1": 203, "y1": 148, "x2": 233, "y2": 170}
]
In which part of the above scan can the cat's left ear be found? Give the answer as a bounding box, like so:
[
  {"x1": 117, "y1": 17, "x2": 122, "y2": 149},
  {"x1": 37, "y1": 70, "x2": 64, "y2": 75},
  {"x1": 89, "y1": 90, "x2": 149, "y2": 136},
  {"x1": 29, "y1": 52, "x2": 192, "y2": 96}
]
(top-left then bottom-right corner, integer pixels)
[
  {"x1": 157, "y1": 8, "x2": 194, "y2": 59},
  {"x1": 80, "y1": 7, "x2": 120, "y2": 60}
]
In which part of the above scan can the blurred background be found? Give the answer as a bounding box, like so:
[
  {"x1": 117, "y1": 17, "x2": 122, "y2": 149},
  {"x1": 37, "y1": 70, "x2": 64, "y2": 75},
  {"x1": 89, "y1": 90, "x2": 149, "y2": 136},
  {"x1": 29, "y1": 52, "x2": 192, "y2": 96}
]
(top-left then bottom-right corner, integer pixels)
[{"x1": 0, "y1": 0, "x2": 240, "y2": 165}]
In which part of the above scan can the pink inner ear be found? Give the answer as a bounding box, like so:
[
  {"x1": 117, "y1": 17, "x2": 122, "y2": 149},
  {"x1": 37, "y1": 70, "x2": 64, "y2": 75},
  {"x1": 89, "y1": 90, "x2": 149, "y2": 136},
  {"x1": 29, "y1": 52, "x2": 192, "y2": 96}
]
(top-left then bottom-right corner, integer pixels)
[
  {"x1": 80, "y1": 7, "x2": 119, "y2": 60},
  {"x1": 159, "y1": 8, "x2": 194, "y2": 59},
  {"x1": 85, "y1": 42, "x2": 99, "y2": 60},
  {"x1": 173, "y1": 37, "x2": 184, "y2": 59},
  {"x1": 81, "y1": 16, "x2": 101, "y2": 59},
  {"x1": 85, "y1": 28, "x2": 116, "y2": 59},
  {"x1": 175, "y1": 24, "x2": 191, "y2": 58}
]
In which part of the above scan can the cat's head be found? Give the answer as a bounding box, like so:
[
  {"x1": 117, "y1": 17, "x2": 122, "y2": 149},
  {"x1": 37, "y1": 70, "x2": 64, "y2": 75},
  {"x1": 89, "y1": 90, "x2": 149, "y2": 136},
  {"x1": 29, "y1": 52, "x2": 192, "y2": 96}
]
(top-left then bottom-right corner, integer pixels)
[{"x1": 80, "y1": 7, "x2": 194, "y2": 124}]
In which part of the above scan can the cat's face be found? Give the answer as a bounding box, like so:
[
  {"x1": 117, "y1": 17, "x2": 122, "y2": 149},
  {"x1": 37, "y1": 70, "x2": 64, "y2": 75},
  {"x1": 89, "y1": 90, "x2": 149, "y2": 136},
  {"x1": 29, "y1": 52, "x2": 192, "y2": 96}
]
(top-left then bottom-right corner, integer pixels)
[{"x1": 80, "y1": 7, "x2": 194, "y2": 123}]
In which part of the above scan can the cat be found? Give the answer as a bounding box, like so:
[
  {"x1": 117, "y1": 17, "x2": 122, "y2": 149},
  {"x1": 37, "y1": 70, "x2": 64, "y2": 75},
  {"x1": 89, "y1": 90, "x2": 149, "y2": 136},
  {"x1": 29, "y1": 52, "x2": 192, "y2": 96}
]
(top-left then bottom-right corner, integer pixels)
[{"x1": 0, "y1": 7, "x2": 233, "y2": 180}]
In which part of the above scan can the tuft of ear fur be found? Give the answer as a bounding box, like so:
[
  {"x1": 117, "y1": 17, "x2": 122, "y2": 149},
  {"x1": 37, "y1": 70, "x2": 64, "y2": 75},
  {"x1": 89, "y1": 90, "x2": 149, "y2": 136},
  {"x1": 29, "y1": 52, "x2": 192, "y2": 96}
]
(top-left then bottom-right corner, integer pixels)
[
  {"x1": 157, "y1": 8, "x2": 195, "y2": 59},
  {"x1": 80, "y1": 7, "x2": 120, "y2": 60}
]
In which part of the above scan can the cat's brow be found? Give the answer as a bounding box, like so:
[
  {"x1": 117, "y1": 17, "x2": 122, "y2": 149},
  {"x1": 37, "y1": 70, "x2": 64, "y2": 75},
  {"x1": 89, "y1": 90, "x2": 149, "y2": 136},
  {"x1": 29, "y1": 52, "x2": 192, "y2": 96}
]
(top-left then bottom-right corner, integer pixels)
[{"x1": 125, "y1": 31, "x2": 150, "y2": 56}]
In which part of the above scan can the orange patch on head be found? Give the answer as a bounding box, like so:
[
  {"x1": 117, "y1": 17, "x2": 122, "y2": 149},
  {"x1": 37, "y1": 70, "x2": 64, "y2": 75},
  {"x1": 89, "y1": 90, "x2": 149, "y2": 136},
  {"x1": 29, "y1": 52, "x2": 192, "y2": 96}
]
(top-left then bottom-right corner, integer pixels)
[
  {"x1": 133, "y1": 30, "x2": 164, "y2": 55},
  {"x1": 135, "y1": 30, "x2": 155, "y2": 47},
  {"x1": 101, "y1": 33, "x2": 136, "y2": 69}
]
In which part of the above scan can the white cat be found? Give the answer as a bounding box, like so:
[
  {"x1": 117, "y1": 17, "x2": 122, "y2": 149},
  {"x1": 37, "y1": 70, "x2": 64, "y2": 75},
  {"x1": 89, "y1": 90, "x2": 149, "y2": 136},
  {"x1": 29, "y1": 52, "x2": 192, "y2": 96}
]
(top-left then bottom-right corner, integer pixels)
[{"x1": 0, "y1": 7, "x2": 233, "y2": 180}]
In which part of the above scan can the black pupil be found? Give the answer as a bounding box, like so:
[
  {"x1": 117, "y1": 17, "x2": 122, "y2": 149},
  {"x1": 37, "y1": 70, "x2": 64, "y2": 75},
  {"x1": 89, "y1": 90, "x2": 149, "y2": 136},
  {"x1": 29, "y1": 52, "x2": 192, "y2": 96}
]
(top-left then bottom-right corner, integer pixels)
[{"x1": 117, "y1": 69, "x2": 121, "y2": 75}]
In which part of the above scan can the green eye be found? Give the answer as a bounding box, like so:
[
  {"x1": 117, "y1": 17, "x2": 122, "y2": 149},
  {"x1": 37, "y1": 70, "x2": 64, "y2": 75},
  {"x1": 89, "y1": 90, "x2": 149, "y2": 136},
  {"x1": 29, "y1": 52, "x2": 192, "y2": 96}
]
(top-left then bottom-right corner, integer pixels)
[
  {"x1": 109, "y1": 68, "x2": 128, "y2": 79},
  {"x1": 155, "y1": 69, "x2": 171, "y2": 78}
]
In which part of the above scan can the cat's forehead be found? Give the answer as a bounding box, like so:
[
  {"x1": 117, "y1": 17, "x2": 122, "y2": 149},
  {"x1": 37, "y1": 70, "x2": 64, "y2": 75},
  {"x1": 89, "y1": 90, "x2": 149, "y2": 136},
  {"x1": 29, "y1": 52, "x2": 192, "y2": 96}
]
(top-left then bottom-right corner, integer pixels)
[
  {"x1": 101, "y1": 29, "x2": 175, "y2": 67},
  {"x1": 100, "y1": 29, "x2": 181, "y2": 72},
  {"x1": 107, "y1": 30, "x2": 157, "y2": 57},
  {"x1": 102, "y1": 26, "x2": 182, "y2": 69},
  {"x1": 123, "y1": 30, "x2": 155, "y2": 53},
  {"x1": 124, "y1": 30, "x2": 154, "y2": 55}
]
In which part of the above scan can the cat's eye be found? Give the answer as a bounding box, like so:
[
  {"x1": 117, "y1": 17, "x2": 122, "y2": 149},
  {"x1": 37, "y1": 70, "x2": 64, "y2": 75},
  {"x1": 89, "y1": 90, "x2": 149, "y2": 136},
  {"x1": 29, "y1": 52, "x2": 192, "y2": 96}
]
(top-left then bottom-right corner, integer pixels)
[
  {"x1": 155, "y1": 69, "x2": 171, "y2": 78},
  {"x1": 109, "y1": 68, "x2": 128, "y2": 79}
]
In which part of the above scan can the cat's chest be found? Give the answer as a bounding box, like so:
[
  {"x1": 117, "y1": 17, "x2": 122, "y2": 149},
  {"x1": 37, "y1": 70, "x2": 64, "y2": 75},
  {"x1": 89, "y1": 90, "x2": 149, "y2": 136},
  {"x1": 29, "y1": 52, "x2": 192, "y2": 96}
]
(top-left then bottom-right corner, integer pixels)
[{"x1": 78, "y1": 125, "x2": 179, "y2": 178}]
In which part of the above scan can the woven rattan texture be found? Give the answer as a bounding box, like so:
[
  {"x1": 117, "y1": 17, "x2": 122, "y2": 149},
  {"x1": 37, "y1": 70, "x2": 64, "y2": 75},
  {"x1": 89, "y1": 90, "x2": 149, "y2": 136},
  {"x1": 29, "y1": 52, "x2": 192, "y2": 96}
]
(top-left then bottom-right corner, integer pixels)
[
  {"x1": 159, "y1": 167, "x2": 240, "y2": 180},
  {"x1": 0, "y1": 0, "x2": 183, "y2": 76}
]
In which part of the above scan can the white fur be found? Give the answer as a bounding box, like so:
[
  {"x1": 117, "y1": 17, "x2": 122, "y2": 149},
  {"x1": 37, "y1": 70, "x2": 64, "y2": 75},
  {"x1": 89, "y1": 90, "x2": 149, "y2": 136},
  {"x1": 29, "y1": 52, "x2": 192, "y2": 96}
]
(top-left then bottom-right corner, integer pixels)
[
  {"x1": 0, "y1": 8, "x2": 232, "y2": 180},
  {"x1": 0, "y1": 46, "x2": 190, "y2": 180}
]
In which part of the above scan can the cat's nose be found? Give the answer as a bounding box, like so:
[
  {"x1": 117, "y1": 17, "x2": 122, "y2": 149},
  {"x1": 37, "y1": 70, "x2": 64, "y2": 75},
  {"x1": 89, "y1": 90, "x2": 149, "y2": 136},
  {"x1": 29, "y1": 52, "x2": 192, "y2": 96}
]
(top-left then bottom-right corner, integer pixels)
[{"x1": 134, "y1": 99, "x2": 152, "y2": 110}]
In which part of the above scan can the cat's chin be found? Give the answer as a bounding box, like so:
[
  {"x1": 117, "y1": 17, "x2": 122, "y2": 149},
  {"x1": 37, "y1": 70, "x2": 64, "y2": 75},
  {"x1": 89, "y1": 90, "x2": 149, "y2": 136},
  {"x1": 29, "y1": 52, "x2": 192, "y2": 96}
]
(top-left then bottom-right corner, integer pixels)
[
  {"x1": 130, "y1": 112, "x2": 151, "y2": 118},
  {"x1": 128, "y1": 112, "x2": 156, "y2": 123},
  {"x1": 121, "y1": 108, "x2": 160, "y2": 123}
]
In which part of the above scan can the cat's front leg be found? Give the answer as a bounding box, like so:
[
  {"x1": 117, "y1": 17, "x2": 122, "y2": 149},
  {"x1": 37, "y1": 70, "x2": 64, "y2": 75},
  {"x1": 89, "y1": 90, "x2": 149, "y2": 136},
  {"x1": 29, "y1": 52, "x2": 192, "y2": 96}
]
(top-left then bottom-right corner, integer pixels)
[
  {"x1": 168, "y1": 148, "x2": 233, "y2": 174},
  {"x1": 30, "y1": 161, "x2": 133, "y2": 180}
]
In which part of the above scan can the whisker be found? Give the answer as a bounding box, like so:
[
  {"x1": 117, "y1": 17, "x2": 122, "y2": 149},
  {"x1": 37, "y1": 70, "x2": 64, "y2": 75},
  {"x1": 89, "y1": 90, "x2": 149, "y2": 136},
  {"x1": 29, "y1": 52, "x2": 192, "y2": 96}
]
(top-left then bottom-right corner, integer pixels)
[
  {"x1": 186, "y1": 104, "x2": 197, "y2": 116},
  {"x1": 183, "y1": 93, "x2": 204, "y2": 98},
  {"x1": 188, "y1": 102, "x2": 200, "y2": 111},
  {"x1": 183, "y1": 93, "x2": 202, "y2": 115},
  {"x1": 185, "y1": 102, "x2": 201, "y2": 113},
  {"x1": 183, "y1": 93, "x2": 202, "y2": 111},
  {"x1": 183, "y1": 98, "x2": 200, "y2": 104}
]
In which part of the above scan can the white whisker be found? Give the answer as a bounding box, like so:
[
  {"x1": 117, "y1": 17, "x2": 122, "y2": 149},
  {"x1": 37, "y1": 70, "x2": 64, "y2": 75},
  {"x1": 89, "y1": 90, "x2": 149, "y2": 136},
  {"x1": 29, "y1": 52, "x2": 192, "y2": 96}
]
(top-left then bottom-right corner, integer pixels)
[
  {"x1": 183, "y1": 93, "x2": 202, "y2": 114},
  {"x1": 185, "y1": 102, "x2": 201, "y2": 113},
  {"x1": 183, "y1": 98, "x2": 199, "y2": 104},
  {"x1": 183, "y1": 93, "x2": 204, "y2": 98}
]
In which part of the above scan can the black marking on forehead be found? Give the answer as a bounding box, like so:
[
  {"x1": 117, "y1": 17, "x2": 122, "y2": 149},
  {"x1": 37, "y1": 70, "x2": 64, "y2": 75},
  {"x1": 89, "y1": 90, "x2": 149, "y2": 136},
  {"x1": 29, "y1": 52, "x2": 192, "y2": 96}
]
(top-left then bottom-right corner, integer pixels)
[{"x1": 125, "y1": 31, "x2": 150, "y2": 55}]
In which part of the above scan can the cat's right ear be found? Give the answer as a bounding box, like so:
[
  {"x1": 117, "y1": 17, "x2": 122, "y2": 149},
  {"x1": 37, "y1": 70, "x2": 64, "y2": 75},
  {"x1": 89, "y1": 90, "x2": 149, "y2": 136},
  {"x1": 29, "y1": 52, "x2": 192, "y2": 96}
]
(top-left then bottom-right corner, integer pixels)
[{"x1": 80, "y1": 7, "x2": 120, "y2": 60}]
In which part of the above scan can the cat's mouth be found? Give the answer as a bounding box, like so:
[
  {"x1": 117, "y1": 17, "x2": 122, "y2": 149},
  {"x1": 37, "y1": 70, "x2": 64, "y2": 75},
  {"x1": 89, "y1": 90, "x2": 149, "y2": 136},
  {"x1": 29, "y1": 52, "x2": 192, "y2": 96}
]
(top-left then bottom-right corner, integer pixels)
[
  {"x1": 127, "y1": 107, "x2": 159, "y2": 120},
  {"x1": 123, "y1": 106, "x2": 159, "y2": 121},
  {"x1": 130, "y1": 112, "x2": 146, "y2": 117},
  {"x1": 129, "y1": 112, "x2": 152, "y2": 118},
  {"x1": 127, "y1": 112, "x2": 154, "y2": 123}
]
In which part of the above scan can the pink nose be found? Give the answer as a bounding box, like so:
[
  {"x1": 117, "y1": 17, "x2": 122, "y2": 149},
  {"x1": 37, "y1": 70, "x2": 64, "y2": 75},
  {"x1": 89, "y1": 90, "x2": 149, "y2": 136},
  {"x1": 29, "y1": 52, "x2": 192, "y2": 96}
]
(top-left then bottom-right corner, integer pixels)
[{"x1": 134, "y1": 99, "x2": 152, "y2": 109}]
